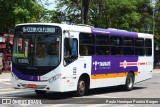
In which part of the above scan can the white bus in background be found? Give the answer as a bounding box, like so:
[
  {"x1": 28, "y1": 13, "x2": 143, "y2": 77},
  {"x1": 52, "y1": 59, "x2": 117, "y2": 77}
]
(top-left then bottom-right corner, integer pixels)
[{"x1": 11, "y1": 23, "x2": 153, "y2": 96}]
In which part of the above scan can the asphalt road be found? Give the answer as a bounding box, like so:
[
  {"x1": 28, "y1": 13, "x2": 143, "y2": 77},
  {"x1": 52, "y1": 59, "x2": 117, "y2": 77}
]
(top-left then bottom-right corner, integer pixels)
[{"x1": 0, "y1": 70, "x2": 160, "y2": 107}]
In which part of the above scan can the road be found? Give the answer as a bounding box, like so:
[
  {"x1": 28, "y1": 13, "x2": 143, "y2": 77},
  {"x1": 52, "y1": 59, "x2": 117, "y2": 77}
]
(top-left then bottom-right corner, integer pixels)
[{"x1": 0, "y1": 70, "x2": 160, "y2": 107}]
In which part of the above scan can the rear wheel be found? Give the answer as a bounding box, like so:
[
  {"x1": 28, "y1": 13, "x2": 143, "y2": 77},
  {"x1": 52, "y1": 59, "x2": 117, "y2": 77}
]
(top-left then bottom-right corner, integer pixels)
[
  {"x1": 124, "y1": 73, "x2": 134, "y2": 91},
  {"x1": 75, "y1": 77, "x2": 87, "y2": 97},
  {"x1": 35, "y1": 90, "x2": 46, "y2": 96}
]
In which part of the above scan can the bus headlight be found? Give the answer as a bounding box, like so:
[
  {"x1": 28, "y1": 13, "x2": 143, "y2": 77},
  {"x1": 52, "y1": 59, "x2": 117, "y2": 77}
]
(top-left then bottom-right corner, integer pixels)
[
  {"x1": 49, "y1": 74, "x2": 61, "y2": 83},
  {"x1": 11, "y1": 72, "x2": 19, "y2": 80}
]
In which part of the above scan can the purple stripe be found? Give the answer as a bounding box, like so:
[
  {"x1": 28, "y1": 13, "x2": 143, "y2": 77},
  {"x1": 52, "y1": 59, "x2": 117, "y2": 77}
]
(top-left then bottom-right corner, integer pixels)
[
  {"x1": 12, "y1": 66, "x2": 38, "y2": 81},
  {"x1": 91, "y1": 28, "x2": 138, "y2": 38}
]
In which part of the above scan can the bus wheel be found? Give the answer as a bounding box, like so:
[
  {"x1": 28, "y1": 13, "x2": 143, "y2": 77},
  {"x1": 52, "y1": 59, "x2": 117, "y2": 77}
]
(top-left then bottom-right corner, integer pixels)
[
  {"x1": 35, "y1": 90, "x2": 46, "y2": 96},
  {"x1": 75, "y1": 77, "x2": 87, "y2": 97},
  {"x1": 124, "y1": 73, "x2": 134, "y2": 91}
]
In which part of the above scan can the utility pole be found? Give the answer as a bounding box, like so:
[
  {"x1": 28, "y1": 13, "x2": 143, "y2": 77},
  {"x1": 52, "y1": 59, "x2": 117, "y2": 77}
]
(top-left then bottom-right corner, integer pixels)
[{"x1": 152, "y1": 0, "x2": 156, "y2": 35}]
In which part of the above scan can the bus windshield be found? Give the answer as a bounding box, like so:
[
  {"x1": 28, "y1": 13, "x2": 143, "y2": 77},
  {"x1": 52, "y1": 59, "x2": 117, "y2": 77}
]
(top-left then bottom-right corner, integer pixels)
[{"x1": 12, "y1": 34, "x2": 61, "y2": 67}]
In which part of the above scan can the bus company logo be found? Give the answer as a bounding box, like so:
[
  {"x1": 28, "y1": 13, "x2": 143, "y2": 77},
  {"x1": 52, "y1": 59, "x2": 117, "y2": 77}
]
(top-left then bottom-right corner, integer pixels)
[{"x1": 93, "y1": 61, "x2": 111, "y2": 70}]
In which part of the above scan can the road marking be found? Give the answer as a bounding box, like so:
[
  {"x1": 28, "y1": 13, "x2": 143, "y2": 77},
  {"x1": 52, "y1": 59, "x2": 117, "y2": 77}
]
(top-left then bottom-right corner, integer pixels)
[
  {"x1": 42, "y1": 104, "x2": 110, "y2": 107},
  {"x1": 0, "y1": 90, "x2": 26, "y2": 95},
  {"x1": 83, "y1": 104, "x2": 110, "y2": 107},
  {"x1": 0, "y1": 88, "x2": 33, "y2": 95},
  {"x1": 74, "y1": 94, "x2": 117, "y2": 98},
  {"x1": 0, "y1": 88, "x2": 13, "y2": 91},
  {"x1": 90, "y1": 94, "x2": 117, "y2": 98},
  {"x1": 116, "y1": 105, "x2": 135, "y2": 107},
  {"x1": 43, "y1": 104, "x2": 77, "y2": 107},
  {"x1": 0, "y1": 82, "x2": 11, "y2": 85}
]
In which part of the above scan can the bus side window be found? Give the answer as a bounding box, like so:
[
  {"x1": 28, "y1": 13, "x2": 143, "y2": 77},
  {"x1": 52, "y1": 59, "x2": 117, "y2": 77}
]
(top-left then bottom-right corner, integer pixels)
[
  {"x1": 64, "y1": 38, "x2": 78, "y2": 66},
  {"x1": 79, "y1": 45, "x2": 88, "y2": 55}
]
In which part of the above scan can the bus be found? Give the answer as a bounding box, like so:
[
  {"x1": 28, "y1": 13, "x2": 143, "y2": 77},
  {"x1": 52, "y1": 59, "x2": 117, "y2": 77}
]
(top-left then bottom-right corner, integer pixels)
[{"x1": 11, "y1": 23, "x2": 153, "y2": 96}]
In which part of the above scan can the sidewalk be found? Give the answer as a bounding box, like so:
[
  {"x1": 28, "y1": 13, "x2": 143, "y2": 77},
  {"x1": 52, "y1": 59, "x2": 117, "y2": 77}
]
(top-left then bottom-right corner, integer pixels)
[
  {"x1": 153, "y1": 69, "x2": 160, "y2": 73},
  {"x1": 0, "y1": 72, "x2": 11, "y2": 82}
]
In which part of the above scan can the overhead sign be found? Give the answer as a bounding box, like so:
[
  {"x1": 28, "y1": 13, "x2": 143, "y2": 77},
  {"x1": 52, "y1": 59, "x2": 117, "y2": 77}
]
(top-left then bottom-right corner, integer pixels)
[
  {"x1": 15, "y1": 25, "x2": 61, "y2": 34},
  {"x1": 23, "y1": 27, "x2": 55, "y2": 33}
]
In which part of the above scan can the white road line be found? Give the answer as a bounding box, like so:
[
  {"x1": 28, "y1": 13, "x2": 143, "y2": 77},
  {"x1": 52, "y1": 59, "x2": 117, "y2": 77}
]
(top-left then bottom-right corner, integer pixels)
[
  {"x1": 116, "y1": 105, "x2": 135, "y2": 107},
  {"x1": 0, "y1": 89, "x2": 33, "y2": 95},
  {"x1": 74, "y1": 94, "x2": 117, "y2": 98},
  {"x1": 0, "y1": 88, "x2": 13, "y2": 91},
  {"x1": 0, "y1": 90, "x2": 25, "y2": 95},
  {"x1": 2, "y1": 82, "x2": 11, "y2": 84},
  {"x1": 42, "y1": 104, "x2": 76, "y2": 107},
  {"x1": 43, "y1": 104, "x2": 111, "y2": 107},
  {"x1": 83, "y1": 104, "x2": 110, "y2": 107},
  {"x1": 90, "y1": 94, "x2": 117, "y2": 98}
]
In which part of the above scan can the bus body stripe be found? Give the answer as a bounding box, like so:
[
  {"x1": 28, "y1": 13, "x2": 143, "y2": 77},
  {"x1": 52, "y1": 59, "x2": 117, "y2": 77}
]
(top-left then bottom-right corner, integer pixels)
[{"x1": 91, "y1": 72, "x2": 138, "y2": 79}]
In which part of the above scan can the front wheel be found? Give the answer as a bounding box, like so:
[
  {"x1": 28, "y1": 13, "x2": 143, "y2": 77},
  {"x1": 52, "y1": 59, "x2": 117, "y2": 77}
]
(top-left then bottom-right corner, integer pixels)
[
  {"x1": 74, "y1": 77, "x2": 87, "y2": 97},
  {"x1": 124, "y1": 73, "x2": 134, "y2": 91},
  {"x1": 35, "y1": 90, "x2": 46, "y2": 96}
]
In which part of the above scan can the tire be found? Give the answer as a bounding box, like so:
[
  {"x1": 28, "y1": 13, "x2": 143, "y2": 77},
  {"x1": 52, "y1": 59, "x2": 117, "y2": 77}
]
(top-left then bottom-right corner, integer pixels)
[
  {"x1": 124, "y1": 73, "x2": 134, "y2": 91},
  {"x1": 35, "y1": 90, "x2": 46, "y2": 96},
  {"x1": 75, "y1": 77, "x2": 87, "y2": 97}
]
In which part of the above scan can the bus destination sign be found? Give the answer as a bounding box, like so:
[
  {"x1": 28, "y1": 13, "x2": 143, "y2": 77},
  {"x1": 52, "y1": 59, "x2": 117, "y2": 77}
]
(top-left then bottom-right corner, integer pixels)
[{"x1": 23, "y1": 26, "x2": 55, "y2": 33}]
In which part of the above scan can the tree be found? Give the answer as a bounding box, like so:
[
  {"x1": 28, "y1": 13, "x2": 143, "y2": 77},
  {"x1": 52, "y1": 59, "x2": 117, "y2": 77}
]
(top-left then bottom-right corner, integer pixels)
[
  {"x1": 55, "y1": 0, "x2": 91, "y2": 24},
  {"x1": 0, "y1": 0, "x2": 46, "y2": 33}
]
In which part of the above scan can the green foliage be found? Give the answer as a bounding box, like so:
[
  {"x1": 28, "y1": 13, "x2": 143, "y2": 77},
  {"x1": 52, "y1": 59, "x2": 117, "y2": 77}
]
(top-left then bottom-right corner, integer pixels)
[
  {"x1": 54, "y1": 0, "x2": 153, "y2": 33},
  {"x1": 0, "y1": 0, "x2": 45, "y2": 32}
]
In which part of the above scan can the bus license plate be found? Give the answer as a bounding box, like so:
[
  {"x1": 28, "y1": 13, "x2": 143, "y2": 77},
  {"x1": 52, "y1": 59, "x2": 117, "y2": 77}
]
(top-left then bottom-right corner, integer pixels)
[{"x1": 27, "y1": 84, "x2": 37, "y2": 88}]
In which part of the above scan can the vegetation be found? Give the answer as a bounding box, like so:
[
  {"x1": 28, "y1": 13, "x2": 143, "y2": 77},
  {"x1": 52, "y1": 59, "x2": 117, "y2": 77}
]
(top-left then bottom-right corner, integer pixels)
[{"x1": 0, "y1": 0, "x2": 160, "y2": 47}]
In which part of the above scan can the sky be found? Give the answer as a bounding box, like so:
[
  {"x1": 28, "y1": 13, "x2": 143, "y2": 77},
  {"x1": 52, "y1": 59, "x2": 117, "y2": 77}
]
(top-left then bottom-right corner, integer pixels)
[{"x1": 41, "y1": 0, "x2": 56, "y2": 10}]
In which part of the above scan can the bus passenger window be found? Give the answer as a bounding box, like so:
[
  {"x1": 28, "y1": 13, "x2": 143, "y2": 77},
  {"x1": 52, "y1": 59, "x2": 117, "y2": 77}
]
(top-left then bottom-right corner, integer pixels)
[
  {"x1": 111, "y1": 47, "x2": 122, "y2": 55},
  {"x1": 80, "y1": 45, "x2": 88, "y2": 55},
  {"x1": 96, "y1": 46, "x2": 110, "y2": 55},
  {"x1": 79, "y1": 33, "x2": 95, "y2": 56},
  {"x1": 64, "y1": 38, "x2": 78, "y2": 66},
  {"x1": 145, "y1": 39, "x2": 152, "y2": 56},
  {"x1": 135, "y1": 48, "x2": 144, "y2": 56}
]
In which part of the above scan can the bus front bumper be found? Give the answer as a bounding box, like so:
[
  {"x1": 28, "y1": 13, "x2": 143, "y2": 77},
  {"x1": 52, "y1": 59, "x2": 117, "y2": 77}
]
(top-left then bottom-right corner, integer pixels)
[{"x1": 11, "y1": 76, "x2": 61, "y2": 92}]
